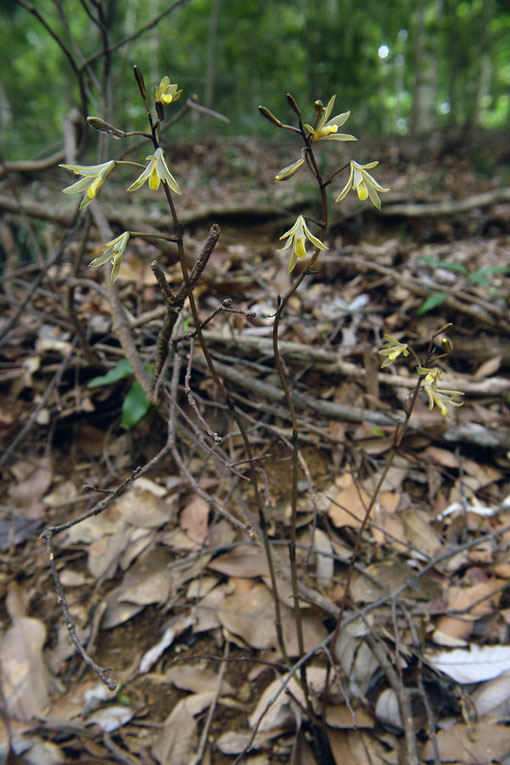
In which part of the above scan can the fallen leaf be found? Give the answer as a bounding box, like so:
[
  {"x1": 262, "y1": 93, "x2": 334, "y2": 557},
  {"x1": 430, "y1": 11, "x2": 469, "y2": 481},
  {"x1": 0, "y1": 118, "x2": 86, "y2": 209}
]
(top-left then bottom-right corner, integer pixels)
[
  {"x1": 426, "y1": 644, "x2": 510, "y2": 684},
  {"x1": 208, "y1": 545, "x2": 269, "y2": 578},
  {"x1": 151, "y1": 698, "x2": 197, "y2": 765},
  {"x1": 8, "y1": 456, "x2": 53, "y2": 519},
  {"x1": 180, "y1": 495, "x2": 210, "y2": 544},
  {"x1": 421, "y1": 721, "x2": 510, "y2": 763},
  {"x1": 0, "y1": 617, "x2": 51, "y2": 720}
]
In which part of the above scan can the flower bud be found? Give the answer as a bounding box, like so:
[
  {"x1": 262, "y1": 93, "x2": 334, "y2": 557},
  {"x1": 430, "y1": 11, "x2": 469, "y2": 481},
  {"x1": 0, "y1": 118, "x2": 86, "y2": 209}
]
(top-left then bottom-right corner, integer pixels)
[
  {"x1": 258, "y1": 106, "x2": 283, "y2": 128},
  {"x1": 286, "y1": 93, "x2": 301, "y2": 118},
  {"x1": 274, "y1": 157, "x2": 305, "y2": 182},
  {"x1": 87, "y1": 117, "x2": 126, "y2": 139},
  {"x1": 133, "y1": 65, "x2": 146, "y2": 99}
]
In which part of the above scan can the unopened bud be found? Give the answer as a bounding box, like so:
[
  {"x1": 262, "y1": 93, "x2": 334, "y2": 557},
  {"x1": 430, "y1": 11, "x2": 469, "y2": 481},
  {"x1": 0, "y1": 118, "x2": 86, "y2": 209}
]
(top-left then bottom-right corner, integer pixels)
[
  {"x1": 87, "y1": 117, "x2": 126, "y2": 139},
  {"x1": 274, "y1": 157, "x2": 305, "y2": 181},
  {"x1": 133, "y1": 65, "x2": 146, "y2": 99},
  {"x1": 313, "y1": 100, "x2": 324, "y2": 118},
  {"x1": 286, "y1": 93, "x2": 301, "y2": 118},
  {"x1": 155, "y1": 101, "x2": 165, "y2": 122},
  {"x1": 258, "y1": 106, "x2": 283, "y2": 128},
  {"x1": 441, "y1": 336, "x2": 453, "y2": 355}
]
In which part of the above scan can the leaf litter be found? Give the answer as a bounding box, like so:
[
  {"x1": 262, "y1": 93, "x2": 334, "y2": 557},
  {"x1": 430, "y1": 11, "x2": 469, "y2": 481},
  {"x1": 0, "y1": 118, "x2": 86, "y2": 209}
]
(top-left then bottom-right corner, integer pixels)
[{"x1": 1, "y1": 135, "x2": 510, "y2": 763}]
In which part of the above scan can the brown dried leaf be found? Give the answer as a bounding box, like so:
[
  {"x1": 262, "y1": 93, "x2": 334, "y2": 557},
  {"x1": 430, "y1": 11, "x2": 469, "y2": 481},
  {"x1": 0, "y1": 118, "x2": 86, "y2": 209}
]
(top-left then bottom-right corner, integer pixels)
[
  {"x1": 162, "y1": 662, "x2": 234, "y2": 694},
  {"x1": 151, "y1": 698, "x2": 197, "y2": 765},
  {"x1": 208, "y1": 545, "x2": 269, "y2": 578},
  {"x1": 8, "y1": 456, "x2": 53, "y2": 519},
  {"x1": 473, "y1": 354, "x2": 502, "y2": 380},
  {"x1": 218, "y1": 582, "x2": 327, "y2": 653},
  {"x1": 114, "y1": 483, "x2": 174, "y2": 528},
  {"x1": 180, "y1": 495, "x2": 209, "y2": 544},
  {"x1": 0, "y1": 617, "x2": 51, "y2": 720},
  {"x1": 421, "y1": 721, "x2": 510, "y2": 763}
]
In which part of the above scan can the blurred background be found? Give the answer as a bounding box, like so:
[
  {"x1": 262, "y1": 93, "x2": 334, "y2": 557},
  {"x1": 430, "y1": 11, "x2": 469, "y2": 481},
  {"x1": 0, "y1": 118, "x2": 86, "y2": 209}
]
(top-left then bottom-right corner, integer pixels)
[{"x1": 1, "y1": 0, "x2": 509, "y2": 160}]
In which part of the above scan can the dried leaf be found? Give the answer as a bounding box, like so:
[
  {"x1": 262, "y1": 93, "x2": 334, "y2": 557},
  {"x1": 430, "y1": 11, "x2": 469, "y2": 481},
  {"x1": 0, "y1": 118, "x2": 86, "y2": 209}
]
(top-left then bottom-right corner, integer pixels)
[
  {"x1": 151, "y1": 698, "x2": 197, "y2": 765},
  {"x1": 249, "y1": 668, "x2": 328, "y2": 732},
  {"x1": 162, "y1": 662, "x2": 234, "y2": 695},
  {"x1": 426, "y1": 644, "x2": 510, "y2": 684},
  {"x1": 180, "y1": 495, "x2": 209, "y2": 544},
  {"x1": 313, "y1": 528, "x2": 334, "y2": 587},
  {"x1": 87, "y1": 705, "x2": 134, "y2": 732},
  {"x1": 0, "y1": 617, "x2": 51, "y2": 720},
  {"x1": 421, "y1": 721, "x2": 510, "y2": 763},
  {"x1": 473, "y1": 354, "x2": 502, "y2": 380},
  {"x1": 139, "y1": 614, "x2": 194, "y2": 674},
  {"x1": 8, "y1": 456, "x2": 53, "y2": 519},
  {"x1": 208, "y1": 545, "x2": 269, "y2": 578}
]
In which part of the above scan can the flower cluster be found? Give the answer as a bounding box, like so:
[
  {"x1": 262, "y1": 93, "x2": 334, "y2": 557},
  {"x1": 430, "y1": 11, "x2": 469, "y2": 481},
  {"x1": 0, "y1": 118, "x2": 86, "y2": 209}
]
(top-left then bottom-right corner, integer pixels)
[
  {"x1": 269, "y1": 93, "x2": 389, "y2": 272},
  {"x1": 417, "y1": 366, "x2": 464, "y2": 418},
  {"x1": 59, "y1": 74, "x2": 185, "y2": 282}
]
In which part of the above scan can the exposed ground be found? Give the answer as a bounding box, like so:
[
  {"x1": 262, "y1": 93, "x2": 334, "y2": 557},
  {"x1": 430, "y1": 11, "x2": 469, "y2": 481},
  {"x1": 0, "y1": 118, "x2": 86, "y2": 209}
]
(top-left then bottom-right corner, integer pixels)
[{"x1": 1, "y1": 130, "x2": 510, "y2": 764}]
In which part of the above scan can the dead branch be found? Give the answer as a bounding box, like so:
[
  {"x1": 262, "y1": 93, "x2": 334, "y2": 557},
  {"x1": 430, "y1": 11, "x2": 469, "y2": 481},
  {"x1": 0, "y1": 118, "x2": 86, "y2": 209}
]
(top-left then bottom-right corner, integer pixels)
[{"x1": 381, "y1": 187, "x2": 510, "y2": 217}]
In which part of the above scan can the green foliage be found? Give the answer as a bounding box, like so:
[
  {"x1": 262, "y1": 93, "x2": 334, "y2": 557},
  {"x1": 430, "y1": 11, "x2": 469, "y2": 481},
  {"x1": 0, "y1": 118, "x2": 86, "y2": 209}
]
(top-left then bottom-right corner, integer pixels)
[
  {"x1": 121, "y1": 380, "x2": 151, "y2": 429},
  {"x1": 88, "y1": 359, "x2": 133, "y2": 388},
  {"x1": 417, "y1": 257, "x2": 510, "y2": 315},
  {"x1": 2, "y1": 0, "x2": 509, "y2": 159},
  {"x1": 88, "y1": 360, "x2": 151, "y2": 429}
]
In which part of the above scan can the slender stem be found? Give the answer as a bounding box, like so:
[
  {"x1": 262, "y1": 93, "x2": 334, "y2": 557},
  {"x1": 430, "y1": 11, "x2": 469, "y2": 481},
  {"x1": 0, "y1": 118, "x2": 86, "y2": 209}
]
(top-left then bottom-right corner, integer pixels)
[{"x1": 161, "y1": 181, "x2": 289, "y2": 664}]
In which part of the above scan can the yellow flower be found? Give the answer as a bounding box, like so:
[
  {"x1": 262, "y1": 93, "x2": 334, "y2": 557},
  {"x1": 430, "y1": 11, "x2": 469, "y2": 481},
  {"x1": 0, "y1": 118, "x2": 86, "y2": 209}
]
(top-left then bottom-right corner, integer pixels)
[
  {"x1": 335, "y1": 161, "x2": 389, "y2": 210},
  {"x1": 378, "y1": 335, "x2": 409, "y2": 368},
  {"x1": 275, "y1": 156, "x2": 305, "y2": 182},
  {"x1": 304, "y1": 96, "x2": 357, "y2": 142},
  {"x1": 89, "y1": 231, "x2": 130, "y2": 283},
  {"x1": 60, "y1": 160, "x2": 115, "y2": 209},
  {"x1": 417, "y1": 366, "x2": 464, "y2": 418},
  {"x1": 277, "y1": 215, "x2": 328, "y2": 274},
  {"x1": 127, "y1": 147, "x2": 181, "y2": 194},
  {"x1": 154, "y1": 76, "x2": 182, "y2": 105}
]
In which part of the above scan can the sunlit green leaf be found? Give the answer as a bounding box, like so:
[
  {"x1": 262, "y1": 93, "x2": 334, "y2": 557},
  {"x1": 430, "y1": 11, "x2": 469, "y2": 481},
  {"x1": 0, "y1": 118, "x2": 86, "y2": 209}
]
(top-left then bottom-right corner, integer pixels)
[
  {"x1": 121, "y1": 381, "x2": 151, "y2": 428},
  {"x1": 418, "y1": 257, "x2": 467, "y2": 275},
  {"x1": 417, "y1": 292, "x2": 448, "y2": 316},
  {"x1": 88, "y1": 359, "x2": 133, "y2": 388}
]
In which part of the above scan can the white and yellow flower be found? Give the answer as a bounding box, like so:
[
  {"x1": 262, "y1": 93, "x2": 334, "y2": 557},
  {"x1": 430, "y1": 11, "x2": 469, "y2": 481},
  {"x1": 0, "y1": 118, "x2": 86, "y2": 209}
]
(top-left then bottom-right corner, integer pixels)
[
  {"x1": 335, "y1": 161, "x2": 389, "y2": 210},
  {"x1": 89, "y1": 231, "x2": 130, "y2": 283},
  {"x1": 60, "y1": 160, "x2": 116, "y2": 209},
  {"x1": 336, "y1": 160, "x2": 389, "y2": 209},
  {"x1": 417, "y1": 366, "x2": 464, "y2": 418},
  {"x1": 154, "y1": 76, "x2": 182, "y2": 105},
  {"x1": 277, "y1": 215, "x2": 328, "y2": 274},
  {"x1": 304, "y1": 96, "x2": 357, "y2": 142},
  {"x1": 378, "y1": 335, "x2": 409, "y2": 368},
  {"x1": 127, "y1": 147, "x2": 181, "y2": 194}
]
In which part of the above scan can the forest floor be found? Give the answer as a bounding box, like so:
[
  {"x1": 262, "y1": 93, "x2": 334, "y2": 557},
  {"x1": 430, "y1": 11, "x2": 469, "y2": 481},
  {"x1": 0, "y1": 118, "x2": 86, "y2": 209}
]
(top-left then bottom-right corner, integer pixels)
[{"x1": 1, "y1": 129, "x2": 510, "y2": 765}]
